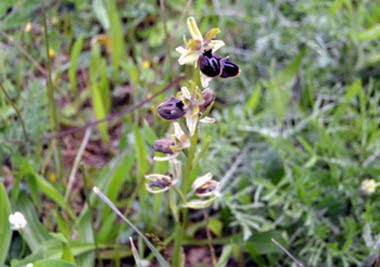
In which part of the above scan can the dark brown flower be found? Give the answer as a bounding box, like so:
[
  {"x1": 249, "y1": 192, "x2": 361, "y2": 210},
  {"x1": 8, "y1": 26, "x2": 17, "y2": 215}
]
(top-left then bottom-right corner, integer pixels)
[
  {"x1": 199, "y1": 50, "x2": 240, "y2": 79},
  {"x1": 198, "y1": 50, "x2": 223, "y2": 77},
  {"x1": 157, "y1": 96, "x2": 186, "y2": 120},
  {"x1": 220, "y1": 58, "x2": 240, "y2": 78},
  {"x1": 153, "y1": 138, "x2": 175, "y2": 154}
]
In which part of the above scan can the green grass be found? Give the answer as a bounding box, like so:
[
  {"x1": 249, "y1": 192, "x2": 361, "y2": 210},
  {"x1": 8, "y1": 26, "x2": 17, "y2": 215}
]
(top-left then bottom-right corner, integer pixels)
[{"x1": 0, "y1": 0, "x2": 379, "y2": 266}]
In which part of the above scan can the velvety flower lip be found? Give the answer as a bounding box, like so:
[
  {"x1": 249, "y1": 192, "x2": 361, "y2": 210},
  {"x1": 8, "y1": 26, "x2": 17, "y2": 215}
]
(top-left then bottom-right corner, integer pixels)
[
  {"x1": 153, "y1": 138, "x2": 175, "y2": 154},
  {"x1": 199, "y1": 50, "x2": 240, "y2": 79},
  {"x1": 199, "y1": 50, "x2": 223, "y2": 77},
  {"x1": 220, "y1": 58, "x2": 241, "y2": 78},
  {"x1": 157, "y1": 96, "x2": 187, "y2": 120}
]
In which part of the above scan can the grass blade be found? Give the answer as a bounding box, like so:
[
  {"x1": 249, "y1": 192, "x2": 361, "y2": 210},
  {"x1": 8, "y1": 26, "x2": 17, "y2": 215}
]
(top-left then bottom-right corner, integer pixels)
[
  {"x1": 69, "y1": 36, "x2": 84, "y2": 94},
  {"x1": 0, "y1": 183, "x2": 12, "y2": 264},
  {"x1": 92, "y1": 187, "x2": 170, "y2": 267}
]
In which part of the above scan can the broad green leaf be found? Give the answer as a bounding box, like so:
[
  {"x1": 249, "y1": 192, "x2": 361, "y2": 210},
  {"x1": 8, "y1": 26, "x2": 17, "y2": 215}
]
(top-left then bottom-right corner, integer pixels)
[
  {"x1": 208, "y1": 218, "x2": 223, "y2": 237},
  {"x1": 74, "y1": 213, "x2": 95, "y2": 267},
  {"x1": 107, "y1": 0, "x2": 126, "y2": 75},
  {"x1": 344, "y1": 79, "x2": 362, "y2": 100},
  {"x1": 89, "y1": 44, "x2": 109, "y2": 143},
  {"x1": 30, "y1": 171, "x2": 75, "y2": 220},
  {"x1": 14, "y1": 195, "x2": 50, "y2": 252},
  {"x1": 93, "y1": 0, "x2": 109, "y2": 30},
  {"x1": 217, "y1": 244, "x2": 233, "y2": 267},
  {"x1": 245, "y1": 83, "x2": 261, "y2": 112},
  {"x1": 69, "y1": 36, "x2": 84, "y2": 94},
  {"x1": 33, "y1": 259, "x2": 75, "y2": 267},
  {"x1": 0, "y1": 184, "x2": 12, "y2": 264},
  {"x1": 133, "y1": 125, "x2": 149, "y2": 221},
  {"x1": 357, "y1": 24, "x2": 380, "y2": 41}
]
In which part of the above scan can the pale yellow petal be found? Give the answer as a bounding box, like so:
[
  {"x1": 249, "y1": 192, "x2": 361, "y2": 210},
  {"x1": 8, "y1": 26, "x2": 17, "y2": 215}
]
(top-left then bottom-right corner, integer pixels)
[
  {"x1": 192, "y1": 172, "x2": 213, "y2": 191},
  {"x1": 187, "y1": 17, "x2": 203, "y2": 41},
  {"x1": 178, "y1": 50, "x2": 201, "y2": 65},
  {"x1": 210, "y1": 40, "x2": 225, "y2": 52},
  {"x1": 186, "y1": 114, "x2": 198, "y2": 136},
  {"x1": 199, "y1": 116, "x2": 216, "y2": 124}
]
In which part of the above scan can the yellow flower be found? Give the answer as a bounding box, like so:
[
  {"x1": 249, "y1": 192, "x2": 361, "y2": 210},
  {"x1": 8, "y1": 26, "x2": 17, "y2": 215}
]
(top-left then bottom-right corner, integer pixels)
[
  {"x1": 176, "y1": 17, "x2": 225, "y2": 66},
  {"x1": 24, "y1": 22, "x2": 32, "y2": 33},
  {"x1": 48, "y1": 48, "x2": 55, "y2": 58}
]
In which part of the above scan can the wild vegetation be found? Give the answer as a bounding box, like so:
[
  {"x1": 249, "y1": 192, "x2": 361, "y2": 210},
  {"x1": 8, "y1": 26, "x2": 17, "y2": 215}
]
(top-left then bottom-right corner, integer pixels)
[{"x1": 0, "y1": 0, "x2": 379, "y2": 266}]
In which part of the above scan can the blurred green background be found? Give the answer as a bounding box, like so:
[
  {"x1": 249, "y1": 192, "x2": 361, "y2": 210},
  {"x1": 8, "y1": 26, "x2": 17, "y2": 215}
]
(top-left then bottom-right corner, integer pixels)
[{"x1": 0, "y1": 0, "x2": 379, "y2": 266}]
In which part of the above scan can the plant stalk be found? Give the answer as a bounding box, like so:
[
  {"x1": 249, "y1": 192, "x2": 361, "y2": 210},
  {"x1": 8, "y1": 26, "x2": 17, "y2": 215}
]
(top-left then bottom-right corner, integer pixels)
[
  {"x1": 173, "y1": 66, "x2": 202, "y2": 266},
  {"x1": 42, "y1": 1, "x2": 63, "y2": 180}
]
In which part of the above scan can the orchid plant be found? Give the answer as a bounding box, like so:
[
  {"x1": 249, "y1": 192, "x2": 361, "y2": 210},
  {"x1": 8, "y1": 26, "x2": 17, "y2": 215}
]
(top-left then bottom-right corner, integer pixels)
[{"x1": 145, "y1": 17, "x2": 240, "y2": 265}]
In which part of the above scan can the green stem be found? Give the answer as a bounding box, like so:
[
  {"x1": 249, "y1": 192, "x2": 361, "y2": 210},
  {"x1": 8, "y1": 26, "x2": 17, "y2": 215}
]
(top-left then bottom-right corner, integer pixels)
[
  {"x1": 173, "y1": 126, "x2": 199, "y2": 266},
  {"x1": 172, "y1": 185, "x2": 187, "y2": 204},
  {"x1": 172, "y1": 66, "x2": 202, "y2": 266},
  {"x1": 182, "y1": 126, "x2": 199, "y2": 194},
  {"x1": 42, "y1": 1, "x2": 63, "y2": 180}
]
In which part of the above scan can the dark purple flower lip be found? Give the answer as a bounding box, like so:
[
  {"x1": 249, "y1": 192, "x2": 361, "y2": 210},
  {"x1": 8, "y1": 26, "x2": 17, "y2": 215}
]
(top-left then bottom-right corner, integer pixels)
[
  {"x1": 220, "y1": 58, "x2": 240, "y2": 78},
  {"x1": 199, "y1": 50, "x2": 240, "y2": 79},
  {"x1": 157, "y1": 96, "x2": 186, "y2": 120},
  {"x1": 153, "y1": 138, "x2": 175, "y2": 154},
  {"x1": 199, "y1": 50, "x2": 223, "y2": 77}
]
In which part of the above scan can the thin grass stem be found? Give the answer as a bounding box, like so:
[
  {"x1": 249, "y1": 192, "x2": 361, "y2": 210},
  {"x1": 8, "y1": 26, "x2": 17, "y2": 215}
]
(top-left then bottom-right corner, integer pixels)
[
  {"x1": 41, "y1": 0, "x2": 63, "y2": 180},
  {"x1": 271, "y1": 238, "x2": 305, "y2": 267},
  {"x1": 65, "y1": 128, "x2": 91, "y2": 201}
]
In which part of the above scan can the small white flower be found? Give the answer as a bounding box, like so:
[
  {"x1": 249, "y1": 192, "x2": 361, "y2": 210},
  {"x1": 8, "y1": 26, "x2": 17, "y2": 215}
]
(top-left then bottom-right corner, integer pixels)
[
  {"x1": 9, "y1": 212, "x2": 27, "y2": 230},
  {"x1": 360, "y1": 179, "x2": 378, "y2": 195},
  {"x1": 25, "y1": 264, "x2": 33, "y2": 267}
]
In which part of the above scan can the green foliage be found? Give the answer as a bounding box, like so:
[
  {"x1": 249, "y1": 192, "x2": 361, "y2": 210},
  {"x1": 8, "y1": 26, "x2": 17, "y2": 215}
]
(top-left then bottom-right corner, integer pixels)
[{"x1": 0, "y1": 184, "x2": 12, "y2": 264}]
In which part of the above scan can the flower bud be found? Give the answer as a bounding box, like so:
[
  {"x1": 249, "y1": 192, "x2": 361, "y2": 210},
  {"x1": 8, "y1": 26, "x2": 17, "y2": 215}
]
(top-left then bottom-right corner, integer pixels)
[
  {"x1": 192, "y1": 172, "x2": 219, "y2": 198},
  {"x1": 153, "y1": 138, "x2": 175, "y2": 154},
  {"x1": 199, "y1": 50, "x2": 222, "y2": 77},
  {"x1": 199, "y1": 89, "x2": 216, "y2": 112},
  {"x1": 157, "y1": 96, "x2": 186, "y2": 120},
  {"x1": 145, "y1": 173, "x2": 176, "y2": 194}
]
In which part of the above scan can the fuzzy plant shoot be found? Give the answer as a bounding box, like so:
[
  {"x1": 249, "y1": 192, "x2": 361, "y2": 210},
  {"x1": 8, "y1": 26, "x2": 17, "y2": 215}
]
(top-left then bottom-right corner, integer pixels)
[{"x1": 145, "y1": 17, "x2": 240, "y2": 265}]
